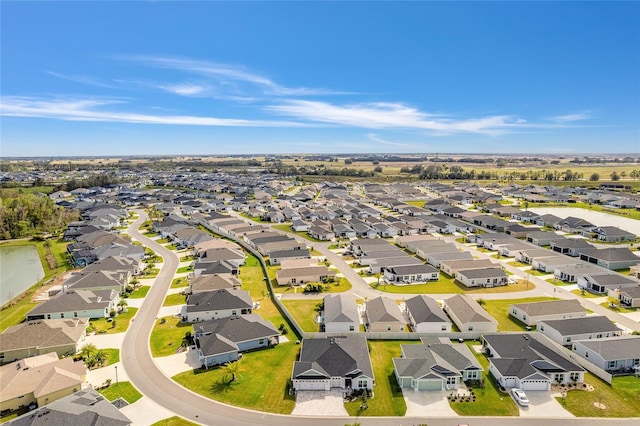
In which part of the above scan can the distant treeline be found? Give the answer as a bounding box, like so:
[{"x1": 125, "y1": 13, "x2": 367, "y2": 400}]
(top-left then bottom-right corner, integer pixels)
[{"x1": 0, "y1": 191, "x2": 78, "y2": 239}]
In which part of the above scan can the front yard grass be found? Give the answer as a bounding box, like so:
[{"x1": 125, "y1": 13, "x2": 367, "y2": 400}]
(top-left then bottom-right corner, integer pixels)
[
  {"x1": 281, "y1": 299, "x2": 322, "y2": 332},
  {"x1": 452, "y1": 344, "x2": 519, "y2": 416},
  {"x1": 150, "y1": 316, "x2": 193, "y2": 357},
  {"x1": 557, "y1": 373, "x2": 640, "y2": 417},
  {"x1": 103, "y1": 348, "x2": 120, "y2": 365},
  {"x1": 344, "y1": 340, "x2": 408, "y2": 417},
  {"x1": 176, "y1": 265, "x2": 193, "y2": 274},
  {"x1": 372, "y1": 274, "x2": 535, "y2": 295},
  {"x1": 526, "y1": 269, "x2": 551, "y2": 276},
  {"x1": 129, "y1": 285, "x2": 150, "y2": 299},
  {"x1": 599, "y1": 302, "x2": 638, "y2": 313},
  {"x1": 171, "y1": 277, "x2": 189, "y2": 288},
  {"x1": 163, "y1": 293, "x2": 187, "y2": 306},
  {"x1": 271, "y1": 224, "x2": 325, "y2": 242},
  {"x1": 546, "y1": 278, "x2": 571, "y2": 286},
  {"x1": 172, "y1": 342, "x2": 298, "y2": 415},
  {"x1": 151, "y1": 417, "x2": 200, "y2": 426},
  {"x1": 97, "y1": 381, "x2": 143, "y2": 404},
  {"x1": 482, "y1": 297, "x2": 557, "y2": 331},
  {"x1": 571, "y1": 289, "x2": 602, "y2": 299},
  {"x1": 88, "y1": 308, "x2": 138, "y2": 334}
]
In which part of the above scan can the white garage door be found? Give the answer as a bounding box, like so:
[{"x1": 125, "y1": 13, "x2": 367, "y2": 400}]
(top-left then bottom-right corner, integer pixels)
[
  {"x1": 521, "y1": 380, "x2": 550, "y2": 391},
  {"x1": 296, "y1": 380, "x2": 329, "y2": 390}
]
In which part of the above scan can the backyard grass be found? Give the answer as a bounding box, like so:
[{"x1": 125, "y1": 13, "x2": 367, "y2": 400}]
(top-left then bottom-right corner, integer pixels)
[
  {"x1": 88, "y1": 308, "x2": 138, "y2": 334},
  {"x1": 0, "y1": 238, "x2": 71, "y2": 332},
  {"x1": 171, "y1": 277, "x2": 190, "y2": 288},
  {"x1": 599, "y1": 302, "x2": 638, "y2": 314},
  {"x1": 482, "y1": 297, "x2": 557, "y2": 331},
  {"x1": 150, "y1": 316, "x2": 194, "y2": 357},
  {"x1": 546, "y1": 278, "x2": 572, "y2": 286},
  {"x1": 97, "y1": 381, "x2": 143, "y2": 404},
  {"x1": 557, "y1": 374, "x2": 640, "y2": 417},
  {"x1": 163, "y1": 293, "x2": 187, "y2": 306},
  {"x1": 240, "y1": 254, "x2": 296, "y2": 337},
  {"x1": 571, "y1": 289, "x2": 602, "y2": 299},
  {"x1": 129, "y1": 285, "x2": 151, "y2": 299},
  {"x1": 373, "y1": 274, "x2": 535, "y2": 295},
  {"x1": 344, "y1": 340, "x2": 408, "y2": 417},
  {"x1": 151, "y1": 417, "x2": 200, "y2": 426},
  {"x1": 281, "y1": 299, "x2": 322, "y2": 332},
  {"x1": 172, "y1": 342, "x2": 298, "y2": 414},
  {"x1": 451, "y1": 343, "x2": 520, "y2": 416}
]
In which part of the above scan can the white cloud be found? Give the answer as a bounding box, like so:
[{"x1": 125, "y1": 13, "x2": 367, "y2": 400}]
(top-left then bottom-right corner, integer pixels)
[
  {"x1": 367, "y1": 133, "x2": 417, "y2": 148},
  {"x1": 267, "y1": 100, "x2": 542, "y2": 135},
  {"x1": 47, "y1": 71, "x2": 118, "y2": 89},
  {"x1": 549, "y1": 112, "x2": 594, "y2": 123},
  {"x1": 0, "y1": 96, "x2": 306, "y2": 127},
  {"x1": 159, "y1": 82, "x2": 207, "y2": 96}
]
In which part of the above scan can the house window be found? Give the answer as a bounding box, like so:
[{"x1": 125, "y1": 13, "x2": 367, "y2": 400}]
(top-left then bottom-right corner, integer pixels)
[
  {"x1": 60, "y1": 313, "x2": 64, "y2": 318},
  {"x1": 585, "y1": 352, "x2": 589, "y2": 358},
  {"x1": 446, "y1": 377, "x2": 456, "y2": 384},
  {"x1": 554, "y1": 374, "x2": 564, "y2": 383},
  {"x1": 441, "y1": 325, "x2": 447, "y2": 331},
  {"x1": 523, "y1": 315, "x2": 527, "y2": 321},
  {"x1": 387, "y1": 326, "x2": 392, "y2": 331},
  {"x1": 74, "y1": 312, "x2": 78, "y2": 318},
  {"x1": 0, "y1": 353, "x2": 4, "y2": 360},
  {"x1": 566, "y1": 337, "x2": 571, "y2": 342},
  {"x1": 231, "y1": 310, "x2": 237, "y2": 316},
  {"x1": 349, "y1": 326, "x2": 355, "y2": 331},
  {"x1": 540, "y1": 326, "x2": 544, "y2": 331},
  {"x1": 570, "y1": 373, "x2": 580, "y2": 382},
  {"x1": 634, "y1": 359, "x2": 640, "y2": 366},
  {"x1": 46, "y1": 314, "x2": 51, "y2": 319},
  {"x1": 468, "y1": 325, "x2": 473, "y2": 331},
  {"x1": 608, "y1": 361, "x2": 616, "y2": 369},
  {"x1": 357, "y1": 379, "x2": 368, "y2": 388},
  {"x1": 258, "y1": 339, "x2": 265, "y2": 345}
]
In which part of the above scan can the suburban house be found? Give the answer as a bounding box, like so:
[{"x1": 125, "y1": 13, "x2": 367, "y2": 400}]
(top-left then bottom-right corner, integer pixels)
[
  {"x1": 404, "y1": 295, "x2": 451, "y2": 333},
  {"x1": 268, "y1": 248, "x2": 312, "y2": 266},
  {"x1": 323, "y1": 294, "x2": 359, "y2": 333},
  {"x1": 185, "y1": 289, "x2": 253, "y2": 323},
  {"x1": 393, "y1": 337, "x2": 483, "y2": 391},
  {"x1": 588, "y1": 226, "x2": 637, "y2": 243},
  {"x1": 291, "y1": 334, "x2": 374, "y2": 391},
  {"x1": 442, "y1": 295, "x2": 498, "y2": 333},
  {"x1": 483, "y1": 333, "x2": 585, "y2": 391},
  {"x1": 509, "y1": 299, "x2": 586, "y2": 326},
  {"x1": 199, "y1": 247, "x2": 246, "y2": 267},
  {"x1": 0, "y1": 319, "x2": 89, "y2": 364},
  {"x1": 538, "y1": 316, "x2": 622, "y2": 346},
  {"x1": 276, "y1": 265, "x2": 337, "y2": 286},
  {"x1": 549, "y1": 238, "x2": 595, "y2": 257},
  {"x1": 189, "y1": 274, "x2": 241, "y2": 293},
  {"x1": 556, "y1": 217, "x2": 595, "y2": 234},
  {"x1": 25, "y1": 289, "x2": 119, "y2": 321},
  {"x1": 195, "y1": 315, "x2": 280, "y2": 368},
  {"x1": 439, "y1": 259, "x2": 496, "y2": 277},
  {"x1": 383, "y1": 264, "x2": 439, "y2": 284},
  {"x1": 579, "y1": 248, "x2": 640, "y2": 271},
  {"x1": 571, "y1": 336, "x2": 640, "y2": 374},
  {"x1": 0, "y1": 353, "x2": 87, "y2": 412},
  {"x1": 454, "y1": 267, "x2": 508, "y2": 288},
  {"x1": 577, "y1": 273, "x2": 639, "y2": 295},
  {"x1": 364, "y1": 297, "x2": 407, "y2": 332},
  {"x1": 619, "y1": 287, "x2": 640, "y2": 308},
  {"x1": 6, "y1": 387, "x2": 132, "y2": 425},
  {"x1": 532, "y1": 255, "x2": 581, "y2": 273},
  {"x1": 554, "y1": 263, "x2": 606, "y2": 283}
]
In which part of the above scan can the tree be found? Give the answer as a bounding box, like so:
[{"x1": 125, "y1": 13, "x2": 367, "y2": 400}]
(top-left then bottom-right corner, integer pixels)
[
  {"x1": 223, "y1": 360, "x2": 241, "y2": 383},
  {"x1": 611, "y1": 171, "x2": 620, "y2": 181},
  {"x1": 80, "y1": 343, "x2": 98, "y2": 360},
  {"x1": 94, "y1": 349, "x2": 109, "y2": 368},
  {"x1": 117, "y1": 299, "x2": 128, "y2": 313},
  {"x1": 589, "y1": 173, "x2": 600, "y2": 182}
]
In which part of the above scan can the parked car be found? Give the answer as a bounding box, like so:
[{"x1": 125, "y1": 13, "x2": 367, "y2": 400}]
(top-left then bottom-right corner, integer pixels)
[{"x1": 510, "y1": 388, "x2": 529, "y2": 406}]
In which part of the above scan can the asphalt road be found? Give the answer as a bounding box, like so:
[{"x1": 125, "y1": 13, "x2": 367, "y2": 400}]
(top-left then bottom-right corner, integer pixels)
[{"x1": 121, "y1": 210, "x2": 639, "y2": 426}]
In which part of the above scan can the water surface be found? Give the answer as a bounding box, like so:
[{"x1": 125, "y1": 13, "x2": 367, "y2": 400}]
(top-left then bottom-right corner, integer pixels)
[{"x1": 0, "y1": 244, "x2": 45, "y2": 306}]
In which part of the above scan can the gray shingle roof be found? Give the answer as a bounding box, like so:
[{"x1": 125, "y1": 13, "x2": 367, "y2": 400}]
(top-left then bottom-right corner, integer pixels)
[
  {"x1": 511, "y1": 299, "x2": 584, "y2": 316},
  {"x1": 366, "y1": 297, "x2": 405, "y2": 324},
  {"x1": 540, "y1": 316, "x2": 621, "y2": 336},
  {"x1": 405, "y1": 295, "x2": 449, "y2": 324},
  {"x1": 574, "y1": 336, "x2": 640, "y2": 360},
  {"x1": 186, "y1": 288, "x2": 252, "y2": 313},
  {"x1": 444, "y1": 294, "x2": 497, "y2": 325},
  {"x1": 323, "y1": 294, "x2": 359, "y2": 324},
  {"x1": 292, "y1": 334, "x2": 373, "y2": 380}
]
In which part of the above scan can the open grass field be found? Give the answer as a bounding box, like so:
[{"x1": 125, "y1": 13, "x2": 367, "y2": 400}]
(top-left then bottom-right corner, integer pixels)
[
  {"x1": 281, "y1": 299, "x2": 322, "y2": 332},
  {"x1": 97, "y1": 381, "x2": 143, "y2": 405},
  {"x1": 451, "y1": 343, "x2": 520, "y2": 416},
  {"x1": 558, "y1": 374, "x2": 640, "y2": 417},
  {"x1": 172, "y1": 342, "x2": 298, "y2": 415},
  {"x1": 150, "y1": 316, "x2": 193, "y2": 357},
  {"x1": 0, "y1": 238, "x2": 72, "y2": 332},
  {"x1": 88, "y1": 308, "x2": 138, "y2": 334},
  {"x1": 344, "y1": 340, "x2": 408, "y2": 417},
  {"x1": 151, "y1": 417, "x2": 200, "y2": 426},
  {"x1": 482, "y1": 297, "x2": 557, "y2": 331}
]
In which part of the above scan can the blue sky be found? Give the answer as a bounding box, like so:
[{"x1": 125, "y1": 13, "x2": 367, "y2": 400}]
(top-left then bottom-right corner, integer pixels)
[{"x1": 1, "y1": 1, "x2": 639, "y2": 156}]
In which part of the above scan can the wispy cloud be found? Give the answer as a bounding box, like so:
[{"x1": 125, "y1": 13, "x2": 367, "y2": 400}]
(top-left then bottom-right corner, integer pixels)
[
  {"x1": 117, "y1": 55, "x2": 353, "y2": 97},
  {"x1": 267, "y1": 100, "x2": 543, "y2": 135},
  {"x1": 0, "y1": 96, "x2": 306, "y2": 127},
  {"x1": 367, "y1": 133, "x2": 417, "y2": 148},
  {"x1": 47, "y1": 71, "x2": 118, "y2": 89},
  {"x1": 549, "y1": 112, "x2": 594, "y2": 123},
  {"x1": 158, "y1": 82, "x2": 208, "y2": 96}
]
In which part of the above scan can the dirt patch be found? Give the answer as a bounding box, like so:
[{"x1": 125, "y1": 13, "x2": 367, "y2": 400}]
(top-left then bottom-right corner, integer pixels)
[{"x1": 31, "y1": 271, "x2": 73, "y2": 302}]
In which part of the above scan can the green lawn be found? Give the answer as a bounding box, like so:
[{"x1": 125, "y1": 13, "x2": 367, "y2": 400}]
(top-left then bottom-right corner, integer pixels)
[
  {"x1": 97, "y1": 381, "x2": 143, "y2": 404},
  {"x1": 273, "y1": 277, "x2": 352, "y2": 294},
  {"x1": 526, "y1": 269, "x2": 552, "y2": 276},
  {"x1": 344, "y1": 340, "x2": 408, "y2": 417},
  {"x1": 571, "y1": 289, "x2": 602, "y2": 299},
  {"x1": 177, "y1": 266, "x2": 193, "y2": 274},
  {"x1": 599, "y1": 302, "x2": 639, "y2": 314},
  {"x1": 558, "y1": 374, "x2": 640, "y2": 417},
  {"x1": 482, "y1": 297, "x2": 557, "y2": 331},
  {"x1": 507, "y1": 260, "x2": 528, "y2": 267},
  {"x1": 451, "y1": 343, "x2": 519, "y2": 416},
  {"x1": 546, "y1": 278, "x2": 572, "y2": 286},
  {"x1": 172, "y1": 342, "x2": 298, "y2": 415},
  {"x1": 150, "y1": 316, "x2": 194, "y2": 357},
  {"x1": 271, "y1": 224, "x2": 325, "y2": 242},
  {"x1": 129, "y1": 286, "x2": 151, "y2": 299},
  {"x1": 281, "y1": 299, "x2": 322, "y2": 332},
  {"x1": 373, "y1": 274, "x2": 535, "y2": 295},
  {"x1": 151, "y1": 417, "x2": 200, "y2": 426},
  {"x1": 163, "y1": 293, "x2": 187, "y2": 306},
  {"x1": 0, "y1": 239, "x2": 71, "y2": 332},
  {"x1": 103, "y1": 348, "x2": 120, "y2": 365},
  {"x1": 88, "y1": 308, "x2": 138, "y2": 334},
  {"x1": 143, "y1": 268, "x2": 160, "y2": 278},
  {"x1": 171, "y1": 277, "x2": 190, "y2": 288}
]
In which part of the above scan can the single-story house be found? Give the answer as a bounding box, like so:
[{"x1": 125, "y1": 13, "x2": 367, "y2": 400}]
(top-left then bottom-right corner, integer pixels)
[
  {"x1": 394, "y1": 337, "x2": 483, "y2": 391},
  {"x1": 405, "y1": 295, "x2": 451, "y2": 333},
  {"x1": 275, "y1": 265, "x2": 337, "y2": 286},
  {"x1": 454, "y1": 267, "x2": 508, "y2": 288},
  {"x1": 483, "y1": 333, "x2": 585, "y2": 391},
  {"x1": 292, "y1": 334, "x2": 374, "y2": 391},
  {"x1": 185, "y1": 289, "x2": 253, "y2": 323},
  {"x1": 509, "y1": 299, "x2": 586, "y2": 326},
  {"x1": 549, "y1": 238, "x2": 595, "y2": 257},
  {"x1": 588, "y1": 226, "x2": 637, "y2": 243},
  {"x1": 577, "y1": 273, "x2": 639, "y2": 295},
  {"x1": 365, "y1": 297, "x2": 406, "y2": 332},
  {"x1": 195, "y1": 315, "x2": 279, "y2": 368},
  {"x1": 323, "y1": 294, "x2": 359, "y2": 333},
  {"x1": 26, "y1": 289, "x2": 119, "y2": 321},
  {"x1": 571, "y1": 336, "x2": 640, "y2": 373},
  {"x1": 442, "y1": 294, "x2": 498, "y2": 333},
  {"x1": 538, "y1": 316, "x2": 622, "y2": 346},
  {"x1": 383, "y1": 264, "x2": 439, "y2": 284},
  {"x1": 619, "y1": 286, "x2": 640, "y2": 308},
  {"x1": 268, "y1": 248, "x2": 312, "y2": 266},
  {"x1": 580, "y1": 248, "x2": 640, "y2": 271}
]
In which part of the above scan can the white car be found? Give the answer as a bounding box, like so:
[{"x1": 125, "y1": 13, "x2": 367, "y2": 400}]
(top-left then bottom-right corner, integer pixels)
[{"x1": 511, "y1": 388, "x2": 530, "y2": 406}]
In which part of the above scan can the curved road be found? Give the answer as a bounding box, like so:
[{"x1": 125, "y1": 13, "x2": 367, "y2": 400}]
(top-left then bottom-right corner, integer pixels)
[{"x1": 121, "y1": 211, "x2": 638, "y2": 426}]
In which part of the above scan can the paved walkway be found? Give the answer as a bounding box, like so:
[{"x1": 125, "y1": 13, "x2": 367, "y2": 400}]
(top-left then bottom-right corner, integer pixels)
[
  {"x1": 291, "y1": 389, "x2": 348, "y2": 416},
  {"x1": 518, "y1": 391, "x2": 574, "y2": 418}
]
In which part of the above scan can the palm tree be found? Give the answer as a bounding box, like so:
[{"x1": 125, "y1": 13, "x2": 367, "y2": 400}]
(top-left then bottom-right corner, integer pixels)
[
  {"x1": 80, "y1": 343, "x2": 98, "y2": 360},
  {"x1": 223, "y1": 360, "x2": 241, "y2": 383},
  {"x1": 94, "y1": 349, "x2": 109, "y2": 368},
  {"x1": 117, "y1": 299, "x2": 128, "y2": 313}
]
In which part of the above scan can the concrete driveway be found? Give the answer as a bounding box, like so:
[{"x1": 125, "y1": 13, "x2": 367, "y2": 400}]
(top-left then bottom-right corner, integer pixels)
[
  {"x1": 516, "y1": 391, "x2": 574, "y2": 418},
  {"x1": 291, "y1": 389, "x2": 348, "y2": 416},
  {"x1": 403, "y1": 389, "x2": 458, "y2": 417}
]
